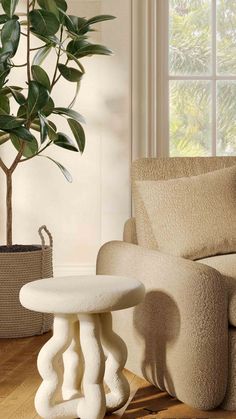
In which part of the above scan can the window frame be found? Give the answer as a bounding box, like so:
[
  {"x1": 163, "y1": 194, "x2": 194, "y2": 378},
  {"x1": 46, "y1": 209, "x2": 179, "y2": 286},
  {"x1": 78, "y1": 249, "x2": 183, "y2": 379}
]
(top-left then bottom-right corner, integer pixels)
[{"x1": 157, "y1": 0, "x2": 236, "y2": 157}]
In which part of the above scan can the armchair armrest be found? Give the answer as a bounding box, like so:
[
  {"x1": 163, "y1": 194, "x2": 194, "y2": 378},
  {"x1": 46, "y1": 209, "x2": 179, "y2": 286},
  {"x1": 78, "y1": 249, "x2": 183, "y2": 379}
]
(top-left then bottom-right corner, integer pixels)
[
  {"x1": 123, "y1": 218, "x2": 138, "y2": 244},
  {"x1": 97, "y1": 241, "x2": 228, "y2": 410}
]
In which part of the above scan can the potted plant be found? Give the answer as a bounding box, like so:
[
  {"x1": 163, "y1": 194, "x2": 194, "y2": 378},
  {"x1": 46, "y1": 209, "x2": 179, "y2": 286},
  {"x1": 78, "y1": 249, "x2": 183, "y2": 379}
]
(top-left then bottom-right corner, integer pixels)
[{"x1": 0, "y1": 0, "x2": 114, "y2": 338}]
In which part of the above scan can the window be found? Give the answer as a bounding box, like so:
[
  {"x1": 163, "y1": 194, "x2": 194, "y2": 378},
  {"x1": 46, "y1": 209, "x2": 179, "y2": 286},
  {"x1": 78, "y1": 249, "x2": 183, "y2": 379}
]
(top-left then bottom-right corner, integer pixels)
[{"x1": 164, "y1": 0, "x2": 236, "y2": 156}]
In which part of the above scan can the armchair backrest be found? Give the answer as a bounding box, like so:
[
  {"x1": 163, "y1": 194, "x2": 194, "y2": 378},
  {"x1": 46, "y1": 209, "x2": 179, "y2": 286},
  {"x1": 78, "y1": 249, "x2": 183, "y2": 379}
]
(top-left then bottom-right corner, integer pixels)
[
  {"x1": 129, "y1": 157, "x2": 236, "y2": 247},
  {"x1": 131, "y1": 157, "x2": 236, "y2": 182}
]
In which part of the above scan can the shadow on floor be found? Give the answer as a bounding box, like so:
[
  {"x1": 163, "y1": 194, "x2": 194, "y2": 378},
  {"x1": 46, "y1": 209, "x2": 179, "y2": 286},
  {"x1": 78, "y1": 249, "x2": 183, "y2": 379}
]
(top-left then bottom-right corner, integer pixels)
[
  {"x1": 123, "y1": 385, "x2": 181, "y2": 418},
  {"x1": 122, "y1": 386, "x2": 236, "y2": 419}
]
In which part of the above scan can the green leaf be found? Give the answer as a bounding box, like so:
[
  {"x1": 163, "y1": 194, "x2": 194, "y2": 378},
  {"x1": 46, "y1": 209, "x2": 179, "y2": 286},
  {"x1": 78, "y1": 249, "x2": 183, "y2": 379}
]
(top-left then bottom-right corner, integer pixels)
[
  {"x1": 38, "y1": 112, "x2": 48, "y2": 143},
  {"x1": 36, "y1": 118, "x2": 57, "y2": 141},
  {"x1": 65, "y1": 49, "x2": 85, "y2": 73},
  {"x1": 68, "y1": 81, "x2": 80, "y2": 108},
  {"x1": 0, "y1": 48, "x2": 12, "y2": 63},
  {"x1": 30, "y1": 117, "x2": 56, "y2": 141},
  {"x1": 0, "y1": 115, "x2": 24, "y2": 130},
  {"x1": 65, "y1": 14, "x2": 115, "y2": 36},
  {"x1": 64, "y1": 15, "x2": 88, "y2": 35},
  {"x1": 0, "y1": 15, "x2": 10, "y2": 24},
  {"x1": 1, "y1": 19, "x2": 20, "y2": 57},
  {"x1": 17, "y1": 104, "x2": 27, "y2": 118},
  {"x1": 53, "y1": 107, "x2": 85, "y2": 123},
  {"x1": 30, "y1": 30, "x2": 58, "y2": 45},
  {"x1": 10, "y1": 133, "x2": 21, "y2": 152},
  {"x1": 54, "y1": 0, "x2": 67, "y2": 23},
  {"x1": 32, "y1": 45, "x2": 52, "y2": 66},
  {"x1": 42, "y1": 96, "x2": 54, "y2": 116},
  {"x1": 76, "y1": 44, "x2": 113, "y2": 59},
  {"x1": 0, "y1": 94, "x2": 10, "y2": 114},
  {"x1": 86, "y1": 15, "x2": 116, "y2": 25},
  {"x1": 10, "y1": 133, "x2": 38, "y2": 157},
  {"x1": 1, "y1": 0, "x2": 19, "y2": 18},
  {"x1": 55, "y1": 0, "x2": 68, "y2": 12},
  {"x1": 8, "y1": 87, "x2": 26, "y2": 105},
  {"x1": 1, "y1": 85, "x2": 22, "y2": 95},
  {"x1": 40, "y1": 155, "x2": 73, "y2": 182},
  {"x1": 68, "y1": 118, "x2": 85, "y2": 153},
  {"x1": 55, "y1": 0, "x2": 67, "y2": 11},
  {"x1": 37, "y1": 0, "x2": 60, "y2": 20},
  {"x1": 58, "y1": 63, "x2": 83, "y2": 82},
  {"x1": 35, "y1": 117, "x2": 57, "y2": 133},
  {"x1": 66, "y1": 38, "x2": 88, "y2": 58},
  {"x1": 0, "y1": 66, "x2": 10, "y2": 88},
  {"x1": 10, "y1": 126, "x2": 37, "y2": 143},
  {"x1": 47, "y1": 120, "x2": 56, "y2": 131},
  {"x1": 54, "y1": 132, "x2": 78, "y2": 151},
  {"x1": 47, "y1": 124, "x2": 57, "y2": 141},
  {"x1": 32, "y1": 65, "x2": 51, "y2": 91},
  {"x1": 29, "y1": 9, "x2": 60, "y2": 36},
  {"x1": 27, "y1": 81, "x2": 50, "y2": 118}
]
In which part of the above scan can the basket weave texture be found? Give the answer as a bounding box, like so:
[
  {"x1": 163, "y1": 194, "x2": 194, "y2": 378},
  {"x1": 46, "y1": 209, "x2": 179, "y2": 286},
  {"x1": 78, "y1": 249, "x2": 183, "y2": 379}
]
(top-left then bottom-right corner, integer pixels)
[{"x1": 0, "y1": 226, "x2": 53, "y2": 338}]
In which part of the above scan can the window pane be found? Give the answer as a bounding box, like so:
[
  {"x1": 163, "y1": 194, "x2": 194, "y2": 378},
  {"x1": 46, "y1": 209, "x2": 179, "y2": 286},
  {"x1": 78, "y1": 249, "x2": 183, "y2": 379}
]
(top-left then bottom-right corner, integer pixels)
[
  {"x1": 169, "y1": 0, "x2": 211, "y2": 75},
  {"x1": 217, "y1": 82, "x2": 236, "y2": 155},
  {"x1": 170, "y1": 81, "x2": 211, "y2": 156},
  {"x1": 217, "y1": 0, "x2": 236, "y2": 75}
]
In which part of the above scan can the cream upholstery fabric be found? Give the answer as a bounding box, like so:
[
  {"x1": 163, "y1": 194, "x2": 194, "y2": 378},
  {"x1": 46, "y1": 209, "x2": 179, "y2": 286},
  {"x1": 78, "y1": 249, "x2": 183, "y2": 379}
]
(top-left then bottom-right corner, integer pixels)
[
  {"x1": 132, "y1": 157, "x2": 236, "y2": 250},
  {"x1": 198, "y1": 254, "x2": 236, "y2": 327},
  {"x1": 135, "y1": 165, "x2": 236, "y2": 259},
  {"x1": 97, "y1": 241, "x2": 228, "y2": 410},
  {"x1": 123, "y1": 221, "x2": 236, "y2": 327},
  {"x1": 97, "y1": 157, "x2": 236, "y2": 411},
  {"x1": 123, "y1": 218, "x2": 138, "y2": 244},
  {"x1": 222, "y1": 328, "x2": 236, "y2": 411}
]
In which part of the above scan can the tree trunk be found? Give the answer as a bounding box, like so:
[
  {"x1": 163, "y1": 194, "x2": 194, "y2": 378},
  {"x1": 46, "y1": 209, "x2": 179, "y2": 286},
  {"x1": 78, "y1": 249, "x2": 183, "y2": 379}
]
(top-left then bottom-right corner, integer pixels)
[{"x1": 6, "y1": 173, "x2": 13, "y2": 246}]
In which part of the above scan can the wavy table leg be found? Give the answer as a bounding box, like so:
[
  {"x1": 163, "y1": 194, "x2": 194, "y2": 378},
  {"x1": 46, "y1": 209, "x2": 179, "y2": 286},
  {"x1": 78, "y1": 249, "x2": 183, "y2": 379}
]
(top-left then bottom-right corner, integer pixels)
[
  {"x1": 77, "y1": 313, "x2": 106, "y2": 419},
  {"x1": 100, "y1": 312, "x2": 130, "y2": 412},
  {"x1": 62, "y1": 317, "x2": 82, "y2": 401},
  {"x1": 35, "y1": 314, "x2": 79, "y2": 419},
  {"x1": 35, "y1": 312, "x2": 130, "y2": 419}
]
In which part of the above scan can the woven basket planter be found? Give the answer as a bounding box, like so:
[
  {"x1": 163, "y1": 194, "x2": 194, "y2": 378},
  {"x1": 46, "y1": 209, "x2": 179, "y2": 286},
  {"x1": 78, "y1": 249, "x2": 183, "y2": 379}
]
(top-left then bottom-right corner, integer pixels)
[{"x1": 0, "y1": 226, "x2": 53, "y2": 338}]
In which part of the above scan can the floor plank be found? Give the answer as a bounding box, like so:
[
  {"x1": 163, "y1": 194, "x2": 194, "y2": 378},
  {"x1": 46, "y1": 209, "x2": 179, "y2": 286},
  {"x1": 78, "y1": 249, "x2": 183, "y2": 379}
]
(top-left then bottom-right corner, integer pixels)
[
  {"x1": 0, "y1": 333, "x2": 49, "y2": 401},
  {"x1": 0, "y1": 334, "x2": 236, "y2": 419}
]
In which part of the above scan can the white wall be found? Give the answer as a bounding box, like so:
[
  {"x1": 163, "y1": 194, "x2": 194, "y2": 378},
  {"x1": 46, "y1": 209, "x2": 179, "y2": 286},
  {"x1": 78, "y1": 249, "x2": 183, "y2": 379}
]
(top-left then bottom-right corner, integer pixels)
[{"x1": 0, "y1": 0, "x2": 132, "y2": 275}]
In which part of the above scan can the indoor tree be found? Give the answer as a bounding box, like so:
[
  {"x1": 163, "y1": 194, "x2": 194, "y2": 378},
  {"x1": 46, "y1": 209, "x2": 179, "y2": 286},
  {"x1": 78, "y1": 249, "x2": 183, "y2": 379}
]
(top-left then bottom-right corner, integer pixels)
[{"x1": 0, "y1": 0, "x2": 114, "y2": 246}]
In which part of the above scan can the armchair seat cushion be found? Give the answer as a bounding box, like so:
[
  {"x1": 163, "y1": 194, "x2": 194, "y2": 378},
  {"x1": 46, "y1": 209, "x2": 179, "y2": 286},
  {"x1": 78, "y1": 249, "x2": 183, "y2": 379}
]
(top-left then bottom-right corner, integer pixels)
[{"x1": 198, "y1": 254, "x2": 236, "y2": 327}]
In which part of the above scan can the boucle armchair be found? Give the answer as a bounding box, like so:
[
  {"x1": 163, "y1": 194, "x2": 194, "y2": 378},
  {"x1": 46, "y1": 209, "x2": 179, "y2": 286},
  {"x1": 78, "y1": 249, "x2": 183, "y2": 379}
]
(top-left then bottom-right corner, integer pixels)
[{"x1": 97, "y1": 157, "x2": 236, "y2": 411}]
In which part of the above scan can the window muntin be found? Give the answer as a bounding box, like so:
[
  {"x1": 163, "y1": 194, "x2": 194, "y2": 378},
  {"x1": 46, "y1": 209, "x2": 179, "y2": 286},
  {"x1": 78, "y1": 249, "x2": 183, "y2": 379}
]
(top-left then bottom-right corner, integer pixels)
[{"x1": 168, "y1": 0, "x2": 236, "y2": 157}]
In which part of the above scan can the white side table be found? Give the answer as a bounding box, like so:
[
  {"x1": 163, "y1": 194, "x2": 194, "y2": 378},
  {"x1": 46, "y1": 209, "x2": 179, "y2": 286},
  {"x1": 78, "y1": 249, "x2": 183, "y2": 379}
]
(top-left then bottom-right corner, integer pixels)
[{"x1": 20, "y1": 275, "x2": 145, "y2": 419}]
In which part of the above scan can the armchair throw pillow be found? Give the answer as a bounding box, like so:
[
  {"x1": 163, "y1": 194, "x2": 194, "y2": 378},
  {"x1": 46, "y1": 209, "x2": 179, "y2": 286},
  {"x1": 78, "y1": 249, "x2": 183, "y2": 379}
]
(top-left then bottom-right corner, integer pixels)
[{"x1": 135, "y1": 165, "x2": 236, "y2": 260}]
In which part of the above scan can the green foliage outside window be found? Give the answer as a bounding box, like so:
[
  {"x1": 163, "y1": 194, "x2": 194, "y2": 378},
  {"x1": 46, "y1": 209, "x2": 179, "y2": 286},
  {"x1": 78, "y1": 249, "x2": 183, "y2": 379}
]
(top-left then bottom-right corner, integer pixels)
[{"x1": 169, "y1": 0, "x2": 236, "y2": 157}]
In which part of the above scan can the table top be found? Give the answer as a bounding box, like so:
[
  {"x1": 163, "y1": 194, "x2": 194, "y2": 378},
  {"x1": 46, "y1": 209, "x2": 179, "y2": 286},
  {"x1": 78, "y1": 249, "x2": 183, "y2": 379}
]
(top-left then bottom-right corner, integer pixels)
[{"x1": 20, "y1": 275, "x2": 145, "y2": 314}]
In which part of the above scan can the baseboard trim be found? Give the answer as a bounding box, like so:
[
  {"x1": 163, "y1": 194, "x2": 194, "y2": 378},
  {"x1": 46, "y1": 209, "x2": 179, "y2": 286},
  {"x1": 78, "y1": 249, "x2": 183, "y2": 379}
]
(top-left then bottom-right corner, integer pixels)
[{"x1": 54, "y1": 264, "x2": 96, "y2": 277}]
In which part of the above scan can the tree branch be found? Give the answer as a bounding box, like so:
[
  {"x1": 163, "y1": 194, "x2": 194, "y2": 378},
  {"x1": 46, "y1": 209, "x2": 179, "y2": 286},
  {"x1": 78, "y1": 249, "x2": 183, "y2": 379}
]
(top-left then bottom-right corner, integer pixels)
[
  {"x1": 30, "y1": 44, "x2": 50, "y2": 52},
  {"x1": 9, "y1": 144, "x2": 25, "y2": 174},
  {"x1": 10, "y1": 62, "x2": 27, "y2": 67},
  {"x1": 6, "y1": 172, "x2": 13, "y2": 246},
  {"x1": 0, "y1": 157, "x2": 9, "y2": 174}
]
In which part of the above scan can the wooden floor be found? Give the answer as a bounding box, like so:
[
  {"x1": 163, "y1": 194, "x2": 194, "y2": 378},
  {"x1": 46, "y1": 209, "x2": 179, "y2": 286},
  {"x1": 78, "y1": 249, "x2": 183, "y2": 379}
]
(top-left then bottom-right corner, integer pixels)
[{"x1": 0, "y1": 333, "x2": 236, "y2": 419}]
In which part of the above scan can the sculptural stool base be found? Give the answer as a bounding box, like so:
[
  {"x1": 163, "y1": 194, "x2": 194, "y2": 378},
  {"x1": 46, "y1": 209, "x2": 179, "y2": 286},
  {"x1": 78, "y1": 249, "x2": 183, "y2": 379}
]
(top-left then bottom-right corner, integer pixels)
[
  {"x1": 19, "y1": 275, "x2": 145, "y2": 419},
  {"x1": 35, "y1": 312, "x2": 130, "y2": 419}
]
